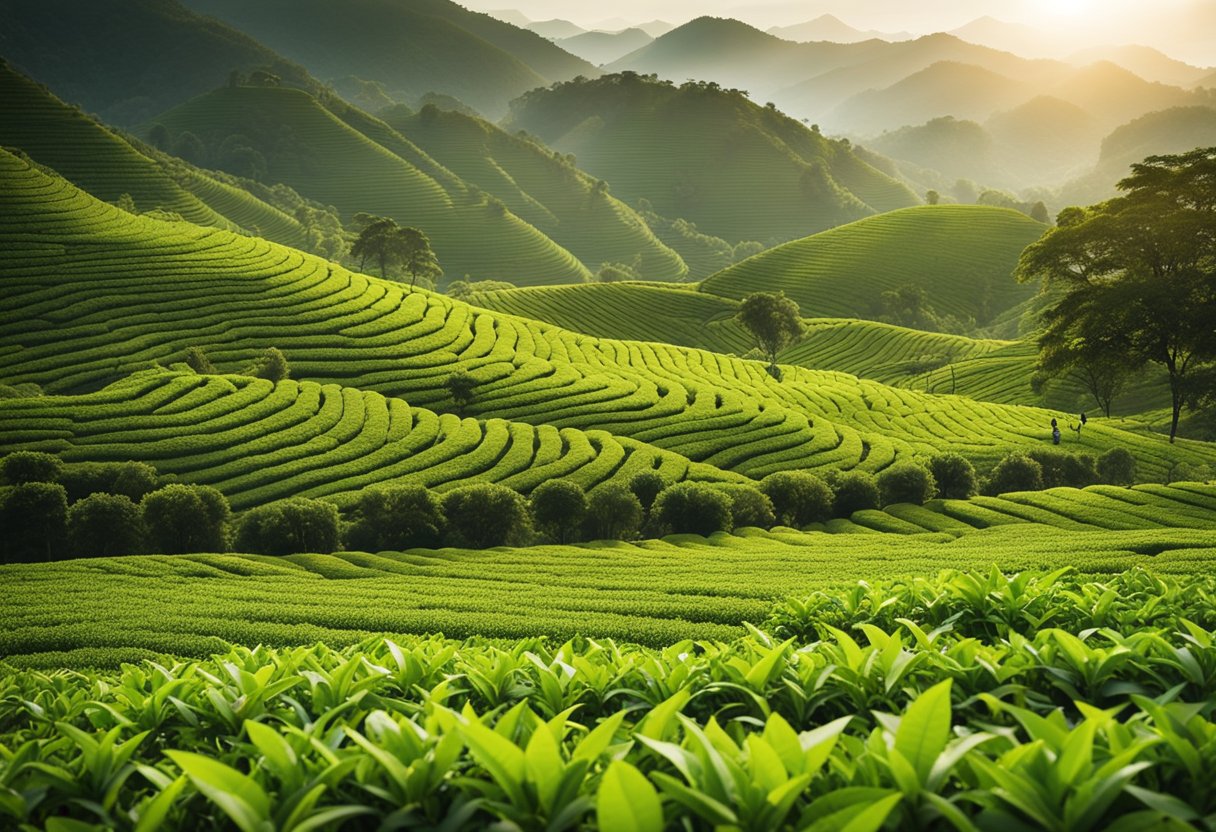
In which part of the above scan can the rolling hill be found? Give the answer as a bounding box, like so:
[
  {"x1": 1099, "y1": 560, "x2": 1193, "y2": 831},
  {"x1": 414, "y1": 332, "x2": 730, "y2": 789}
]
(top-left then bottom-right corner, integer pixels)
[
  {"x1": 149, "y1": 84, "x2": 592, "y2": 284},
  {"x1": 767, "y1": 15, "x2": 911, "y2": 44},
  {"x1": 378, "y1": 105, "x2": 688, "y2": 281},
  {"x1": 0, "y1": 61, "x2": 311, "y2": 248},
  {"x1": 181, "y1": 0, "x2": 598, "y2": 118},
  {"x1": 556, "y1": 28, "x2": 654, "y2": 66},
  {"x1": 3, "y1": 149, "x2": 1211, "y2": 482},
  {"x1": 0, "y1": 0, "x2": 320, "y2": 125},
  {"x1": 502, "y1": 72, "x2": 919, "y2": 243},
  {"x1": 700, "y1": 205, "x2": 1047, "y2": 327}
]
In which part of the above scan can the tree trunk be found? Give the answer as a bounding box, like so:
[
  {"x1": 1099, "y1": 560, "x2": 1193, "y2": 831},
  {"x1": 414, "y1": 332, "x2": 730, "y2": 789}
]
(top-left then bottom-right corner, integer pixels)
[
  {"x1": 1168, "y1": 373, "x2": 1182, "y2": 443},
  {"x1": 378, "y1": 251, "x2": 387, "y2": 279}
]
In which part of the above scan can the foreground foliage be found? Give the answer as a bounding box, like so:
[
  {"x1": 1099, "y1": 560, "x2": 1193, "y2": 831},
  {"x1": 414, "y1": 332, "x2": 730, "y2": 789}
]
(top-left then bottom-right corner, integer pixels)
[{"x1": 2, "y1": 568, "x2": 1216, "y2": 830}]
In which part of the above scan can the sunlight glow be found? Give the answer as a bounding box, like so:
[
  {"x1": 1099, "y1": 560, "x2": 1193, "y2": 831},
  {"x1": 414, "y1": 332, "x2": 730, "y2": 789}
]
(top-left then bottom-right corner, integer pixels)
[{"x1": 1036, "y1": 0, "x2": 1095, "y2": 16}]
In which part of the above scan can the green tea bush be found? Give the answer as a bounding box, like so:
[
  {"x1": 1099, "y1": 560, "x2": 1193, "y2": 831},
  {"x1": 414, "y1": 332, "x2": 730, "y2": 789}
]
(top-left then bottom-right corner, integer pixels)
[
  {"x1": 583, "y1": 483, "x2": 643, "y2": 541},
  {"x1": 627, "y1": 471, "x2": 667, "y2": 512},
  {"x1": 877, "y1": 461, "x2": 936, "y2": 506},
  {"x1": 928, "y1": 452, "x2": 978, "y2": 499},
  {"x1": 1097, "y1": 448, "x2": 1137, "y2": 486},
  {"x1": 246, "y1": 347, "x2": 289, "y2": 382},
  {"x1": 715, "y1": 483, "x2": 776, "y2": 529},
  {"x1": 1026, "y1": 448, "x2": 1097, "y2": 488},
  {"x1": 985, "y1": 453, "x2": 1044, "y2": 495},
  {"x1": 141, "y1": 484, "x2": 230, "y2": 554},
  {"x1": 530, "y1": 480, "x2": 588, "y2": 544},
  {"x1": 652, "y1": 482, "x2": 733, "y2": 535},
  {"x1": 442, "y1": 484, "x2": 532, "y2": 548},
  {"x1": 0, "y1": 451, "x2": 62, "y2": 485},
  {"x1": 235, "y1": 497, "x2": 340, "y2": 555},
  {"x1": 760, "y1": 471, "x2": 833, "y2": 526},
  {"x1": 0, "y1": 482, "x2": 66, "y2": 562},
  {"x1": 345, "y1": 485, "x2": 446, "y2": 551},
  {"x1": 67, "y1": 493, "x2": 145, "y2": 558},
  {"x1": 829, "y1": 469, "x2": 880, "y2": 516}
]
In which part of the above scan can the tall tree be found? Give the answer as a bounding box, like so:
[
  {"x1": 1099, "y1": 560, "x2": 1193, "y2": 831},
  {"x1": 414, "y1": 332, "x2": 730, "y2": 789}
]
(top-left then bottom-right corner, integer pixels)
[
  {"x1": 350, "y1": 215, "x2": 402, "y2": 278},
  {"x1": 736, "y1": 291, "x2": 805, "y2": 369},
  {"x1": 1015, "y1": 147, "x2": 1216, "y2": 442},
  {"x1": 398, "y1": 226, "x2": 442, "y2": 290}
]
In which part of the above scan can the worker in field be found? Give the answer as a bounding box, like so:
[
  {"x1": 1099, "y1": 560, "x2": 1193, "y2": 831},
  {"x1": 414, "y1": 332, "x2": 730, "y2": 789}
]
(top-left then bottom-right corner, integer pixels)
[{"x1": 1051, "y1": 417, "x2": 1061, "y2": 445}]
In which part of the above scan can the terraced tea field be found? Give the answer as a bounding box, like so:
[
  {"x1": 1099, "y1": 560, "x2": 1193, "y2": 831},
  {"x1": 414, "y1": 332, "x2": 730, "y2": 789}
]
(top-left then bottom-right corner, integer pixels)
[
  {"x1": 702, "y1": 205, "x2": 1047, "y2": 325},
  {"x1": 4, "y1": 150, "x2": 1211, "y2": 482}
]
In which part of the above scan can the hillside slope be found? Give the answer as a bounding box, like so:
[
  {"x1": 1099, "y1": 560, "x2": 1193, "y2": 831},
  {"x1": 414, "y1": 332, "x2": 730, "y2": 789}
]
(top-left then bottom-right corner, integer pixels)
[
  {"x1": 151, "y1": 85, "x2": 591, "y2": 284},
  {"x1": 380, "y1": 105, "x2": 687, "y2": 281},
  {"x1": 701, "y1": 205, "x2": 1047, "y2": 326},
  {"x1": 0, "y1": 62, "x2": 311, "y2": 248},
  {"x1": 3, "y1": 150, "x2": 1210, "y2": 481},
  {"x1": 182, "y1": 0, "x2": 597, "y2": 118},
  {"x1": 503, "y1": 72, "x2": 919, "y2": 243},
  {"x1": 0, "y1": 0, "x2": 319, "y2": 125}
]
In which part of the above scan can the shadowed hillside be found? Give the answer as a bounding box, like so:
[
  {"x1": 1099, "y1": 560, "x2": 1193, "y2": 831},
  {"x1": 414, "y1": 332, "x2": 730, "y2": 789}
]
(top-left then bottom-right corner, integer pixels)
[
  {"x1": 182, "y1": 0, "x2": 598, "y2": 118},
  {"x1": 503, "y1": 72, "x2": 918, "y2": 243}
]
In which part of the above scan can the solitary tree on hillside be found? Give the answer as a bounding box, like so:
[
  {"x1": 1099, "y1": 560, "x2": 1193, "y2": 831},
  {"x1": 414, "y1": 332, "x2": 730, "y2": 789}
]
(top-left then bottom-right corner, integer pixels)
[
  {"x1": 399, "y1": 226, "x2": 442, "y2": 290},
  {"x1": 1015, "y1": 147, "x2": 1216, "y2": 442},
  {"x1": 737, "y1": 291, "x2": 805, "y2": 373},
  {"x1": 445, "y1": 371, "x2": 476, "y2": 415},
  {"x1": 350, "y1": 215, "x2": 441, "y2": 289}
]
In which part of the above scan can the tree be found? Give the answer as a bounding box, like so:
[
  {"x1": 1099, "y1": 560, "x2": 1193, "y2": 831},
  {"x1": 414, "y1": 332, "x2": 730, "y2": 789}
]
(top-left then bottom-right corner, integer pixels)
[
  {"x1": 235, "y1": 498, "x2": 341, "y2": 555},
  {"x1": 876, "y1": 462, "x2": 936, "y2": 506},
  {"x1": 67, "y1": 493, "x2": 146, "y2": 558},
  {"x1": 442, "y1": 484, "x2": 532, "y2": 548},
  {"x1": 715, "y1": 484, "x2": 776, "y2": 529},
  {"x1": 927, "y1": 453, "x2": 978, "y2": 500},
  {"x1": 184, "y1": 346, "x2": 216, "y2": 374},
  {"x1": 0, "y1": 451, "x2": 62, "y2": 485},
  {"x1": 1030, "y1": 201, "x2": 1051, "y2": 224},
  {"x1": 398, "y1": 226, "x2": 442, "y2": 290},
  {"x1": 1016, "y1": 147, "x2": 1216, "y2": 442},
  {"x1": 530, "y1": 480, "x2": 587, "y2": 544},
  {"x1": 345, "y1": 485, "x2": 446, "y2": 551},
  {"x1": 829, "y1": 470, "x2": 880, "y2": 517},
  {"x1": 1097, "y1": 448, "x2": 1137, "y2": 485},
  {"x1": 246, "y1": 347, "x2": 289, "y2": 382},
  {"x1": 142, "y1": 484, "x2": 230, "y2": 553},
  {"x1": 445, "y1": 371, "x2": 476, "y2": 415},
  {"x1": 984, "y1": 453, "x2": 1044, "y2": 495},
  {"x1": 651, "y1": 482, "x2": 733, "y2": 536},
  {"x1": 926, "y1": 190, "x2": 940, "y2": 205},
  {"x1": 759, "y1": 471, "x2": 833, "y2": 526},
  {"x1": 583, "y1": 484, "x2": 643, "y2": 541},
  {"x1": 628, "y1": 471, "x2": 668, "y2": 513},
  {"x1": 0, "y1": 482, "x2": 67, "y2": 563},
  {"x1": 736, "y1": 291, "x2": 805, "y2": 369}
]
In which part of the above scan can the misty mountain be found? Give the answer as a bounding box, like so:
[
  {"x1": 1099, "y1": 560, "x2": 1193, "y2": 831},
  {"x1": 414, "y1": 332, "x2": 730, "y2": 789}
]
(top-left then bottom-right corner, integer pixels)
[
  {"x1": 181, "y1": 0, "x2": 599, "y2": 118},
  {"x1": 557, "y1": 28, "x2": 654, "y2": 66},
  {"x1": 767, "y1": 15, "x2": 910, "y2": 44},
  {"x1": 526, "y1": 18, "x2": 586, "y2": 39},
  {"x1": 1065, "y1": 45, "x2": 1211, "y2": 87}
]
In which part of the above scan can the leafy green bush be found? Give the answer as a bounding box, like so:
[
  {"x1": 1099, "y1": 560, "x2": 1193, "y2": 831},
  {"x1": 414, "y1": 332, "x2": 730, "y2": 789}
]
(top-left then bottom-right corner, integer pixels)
[
  {"x1": 760, "y1": 471, "x2": 833, "y2": 526},
  {"x1": 59, "y1": 461, "x2": 160, "y2": 503},
  {"x1": 583, "y1": 483, "x2": 643, "y2": 541},
  {"x1": 928, "y1": 453, "x2": 978, "y2": 499},
  {"x1": 1097, "y1": 448, "x2": 1137, "y2": 486},
  {"x1": 1026, "y1": 448, "x2": 1097, "y2": 488},
  {"x1": 628, "y1": 471, "x2": 667, "y2": 513},
  {"x1": 67, "y1": 493, "x2": 145, "y2": 557},
  {"x1": 0, "y1": 482, "x2": 67, "y2": 562},
  {"x1": 235, "y1": 497, "x2": 340, "y2": 555},
  {"x1": 715, "y1": 483, "x2": 776, "y2": 529},
  {"x1": 530, "y1": 480, "x2": 587, "y2": 544},
  {"x1": 108, "y1": 461, "x2": 161, "y2": 502},
  {"x1": 442, "y1": 484, "x2": 532, "y2": 548},
  {"x1": 0, "y1": 451, "x2": 62, "y2": 485},
  {"x1": 877, "y1": 461, "x2": 936, "y2": 506},
  {"x1": 141, "y1": 484, "x2": 230, "y2": 553},
  {"x1": 652, "y1": 482, "x2": 733, "y2": 535},
  {"x1": 985, "y1": 453, "x2": 1044, "y2": 495},
  {"x1": 345, "y1": 485, "x2": 446, "y2": 551},
  {"x1": 246, "y1": 347, "x2": 289, "y2": 382},
  {"x1": 829, "y1": 469, "x2": 880, "y2": 516}
]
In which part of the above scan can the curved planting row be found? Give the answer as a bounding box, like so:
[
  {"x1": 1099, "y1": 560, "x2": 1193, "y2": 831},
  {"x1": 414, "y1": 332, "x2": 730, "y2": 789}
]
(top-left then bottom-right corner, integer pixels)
[
  {"x1": 1, "y1": 523, "x2": 1214, "y2": 663},
  {"x1": 0, "y1": 370, "x2": 734, "y2": 509},
  {"x1": 816, "y1": 482, "x2": 1216, "y2": 536},
  {"x1": 2, "y1": 150, "x2": 1213, "y2": 481}
]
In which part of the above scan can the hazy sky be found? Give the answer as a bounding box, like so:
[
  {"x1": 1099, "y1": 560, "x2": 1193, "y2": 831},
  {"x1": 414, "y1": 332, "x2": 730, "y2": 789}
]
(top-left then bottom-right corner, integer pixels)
[{"x1": 469, "y1": 0, "x2": 1216, "y2": 65}]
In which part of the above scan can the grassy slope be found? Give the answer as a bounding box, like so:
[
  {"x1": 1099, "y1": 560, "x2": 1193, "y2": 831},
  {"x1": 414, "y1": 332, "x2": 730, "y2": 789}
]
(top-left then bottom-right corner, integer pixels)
[
  {"x1": 0, "y1": 0, "x2": 320, "y2": 126},
  {"x1": 0, "y1": 62, "x2": 310, "y2": 248},
  {"x1": 2, "y1": 149, "x2": 1212, "y2": 481},
  {"x1": 502, "y1": 73, "x2": 919, "y2": 243},
  {"x1": 700, "y1": 205, "x2": 1047, "y2": 325},
  {"x1": 382, "y1": 106, "x2": 687, "y2": 281},
  {"x1": 181, "y1": 0, "x2": 596, "y2": 118},
  {"x1": 152, "y1": 85, "x2": 592, "y2": 285},
  {"x1": 0, "y1": 369, "x2": 737, "y2": 509}
]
